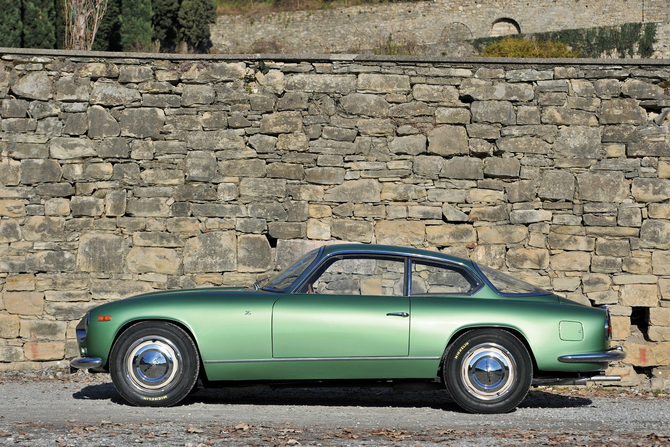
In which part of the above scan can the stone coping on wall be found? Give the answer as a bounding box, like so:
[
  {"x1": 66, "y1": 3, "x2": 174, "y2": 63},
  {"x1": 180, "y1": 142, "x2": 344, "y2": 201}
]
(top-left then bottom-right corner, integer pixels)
[{"x1": 2, "y1": 46, "x2": 670, "y2": 66}]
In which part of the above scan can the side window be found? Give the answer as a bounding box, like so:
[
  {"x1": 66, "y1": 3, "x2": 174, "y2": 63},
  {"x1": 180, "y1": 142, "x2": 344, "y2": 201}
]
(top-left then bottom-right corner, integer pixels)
[
  {"x1": 299, "y1": 256, "x2": 405, "y2": 296},
  {"x1": 410, "y1": 260, "x2": 478, "y2": 296}
]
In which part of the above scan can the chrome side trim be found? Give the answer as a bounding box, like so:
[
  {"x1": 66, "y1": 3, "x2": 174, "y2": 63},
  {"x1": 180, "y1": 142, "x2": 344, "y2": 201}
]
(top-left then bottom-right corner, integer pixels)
[
  {"x1": 70, "y1": 357, "x2": 103, "y2": 369},
  {"x1": 558, "y1": 346, "x2": 626, "y2": 363},
  {"x1": 204, "y1": 356, "x2": 440, "y2": 364}
]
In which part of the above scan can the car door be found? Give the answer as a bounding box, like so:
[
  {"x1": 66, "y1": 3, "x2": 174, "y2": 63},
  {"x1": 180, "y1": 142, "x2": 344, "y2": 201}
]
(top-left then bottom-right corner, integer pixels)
[{"x1": 272, "y1": 255, "x2": 409, "y2": 358}]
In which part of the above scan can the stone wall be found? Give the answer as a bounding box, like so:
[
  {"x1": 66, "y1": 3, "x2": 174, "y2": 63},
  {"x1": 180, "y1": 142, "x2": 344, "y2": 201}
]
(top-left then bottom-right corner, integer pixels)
[
  {"x1": 211, "y1": 0, "x2": 668, "y2": 57},
  {"x1": 0, "y1": 49, "x2": 669, "y2": 389}
]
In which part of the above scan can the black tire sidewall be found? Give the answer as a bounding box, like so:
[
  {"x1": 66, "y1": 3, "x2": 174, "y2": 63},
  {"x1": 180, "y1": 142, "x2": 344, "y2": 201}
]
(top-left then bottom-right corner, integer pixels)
[
  {"x1": 444, "y1": 329, "x2": 532, "y2": 414},
  {"x1": 110, "y1": 321, "x2": 200, "y2": 407}
]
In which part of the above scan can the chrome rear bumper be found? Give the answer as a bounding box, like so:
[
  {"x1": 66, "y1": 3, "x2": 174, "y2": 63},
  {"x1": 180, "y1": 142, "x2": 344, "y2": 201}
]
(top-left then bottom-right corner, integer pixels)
[
  {"x1": 558, "y1": 346, "x2": 625, "y2": 363},
  {"x1": 533, "y1": 372, "x2": 621, "y2": 386},
  {"x1": 70, "y1": 357, "x2": 102, "y2": 369}
]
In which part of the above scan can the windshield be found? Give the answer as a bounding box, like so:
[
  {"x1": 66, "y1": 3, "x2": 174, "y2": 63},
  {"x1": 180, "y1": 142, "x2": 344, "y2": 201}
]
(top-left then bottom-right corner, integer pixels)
[
  {"x1": 475, "y1": 264, "x2": 550, "y2": 296},
  {"x1": 259, "y1": 249, "x2": 320, "y2": 292}
]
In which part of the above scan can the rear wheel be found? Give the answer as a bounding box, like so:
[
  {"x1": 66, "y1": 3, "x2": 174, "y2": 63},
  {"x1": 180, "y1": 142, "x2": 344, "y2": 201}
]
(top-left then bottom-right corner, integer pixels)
[
  {"x1": 110, "y1": 321, "x2": 199, "y2": 406},
  {"x1": 444, "y1": 329, "x2": 532, "y2": 414}
]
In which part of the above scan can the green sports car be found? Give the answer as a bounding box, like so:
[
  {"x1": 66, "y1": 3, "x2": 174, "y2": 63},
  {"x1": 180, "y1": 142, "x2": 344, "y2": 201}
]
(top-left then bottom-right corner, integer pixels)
[{"x1": 71, "y1": 244, "x2": 625, "y2": 413}]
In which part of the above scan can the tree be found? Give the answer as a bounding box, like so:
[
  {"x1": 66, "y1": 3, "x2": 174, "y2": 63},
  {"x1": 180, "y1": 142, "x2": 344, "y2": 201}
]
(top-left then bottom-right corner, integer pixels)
[
  {"x1": 0, "y1": 0, "x2": 23, "y2": 48},
  {"x1": 178, "y1": 0, "x2": 216, "y2": 52},
  {"x1": 23, "y1": 0, "x2": 56, "y2": 49},
  {"x1": 91, "y1": 0, "x2": 121, "y2": 51},
  {"x1": 153, "y1": 0, "x2": 180, "y2": 52},
  {"x1": 119, "y1": 0, "x2": 152, "y2": 51},
  {"x1": 63, "y1": 0, "x2": 108, "y2": 50}
]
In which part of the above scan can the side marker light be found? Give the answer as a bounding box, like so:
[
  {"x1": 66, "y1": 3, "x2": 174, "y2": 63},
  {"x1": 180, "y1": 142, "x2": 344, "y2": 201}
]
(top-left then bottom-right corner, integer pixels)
[{"x1": 98, "y1": 316, "x2": 112, "y2": 321}]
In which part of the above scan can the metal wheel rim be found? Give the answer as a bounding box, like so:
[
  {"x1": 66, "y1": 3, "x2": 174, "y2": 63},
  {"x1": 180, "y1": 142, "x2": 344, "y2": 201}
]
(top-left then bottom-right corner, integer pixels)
[
  {"x1": 460, "y1": 342, "x2": 516, "y2": 400},
  {"x1": 125, "y1": 336, "x2": 181, "y2": 391}
]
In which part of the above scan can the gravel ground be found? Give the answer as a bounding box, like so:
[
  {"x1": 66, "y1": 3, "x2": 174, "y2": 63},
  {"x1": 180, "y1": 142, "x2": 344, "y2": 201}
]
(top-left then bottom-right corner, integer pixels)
[{"x1": 0, "y1": 368, "x2": 669, "y2": 446}]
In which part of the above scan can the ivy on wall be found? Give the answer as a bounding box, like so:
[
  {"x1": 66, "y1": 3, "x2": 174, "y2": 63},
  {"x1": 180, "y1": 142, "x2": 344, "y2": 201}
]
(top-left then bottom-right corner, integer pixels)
[{"x1": 473, "y1": 22, "x2": 657, "y2": 59}]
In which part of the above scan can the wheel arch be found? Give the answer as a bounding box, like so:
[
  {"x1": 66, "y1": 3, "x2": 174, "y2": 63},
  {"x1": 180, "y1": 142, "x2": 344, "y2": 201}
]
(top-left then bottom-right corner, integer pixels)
[
  {"x1": 441, "y1": 325, "x2": 539, "y2": 377},
  {"x1": 106, "y1": 318, "x2": 204, "y2": 373}
]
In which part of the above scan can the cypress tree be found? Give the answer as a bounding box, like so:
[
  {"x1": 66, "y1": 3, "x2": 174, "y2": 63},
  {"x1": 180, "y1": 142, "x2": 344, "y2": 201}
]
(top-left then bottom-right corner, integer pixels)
[
  {"x1": 178, "y1": 0, "x2": 216, "y2": 53},
  {"x1": 92, "y1": 0, "x2": 122, "y2": 51},
  {"x1": 54, "y1": 0, "x2": 65, "y2": 49},
  {"x1": 153, "y1": 0, "x2": 180, "y2": 52},
  {"x1": 119, "y1": 0, "x2": 152, "y2": 51},
  {"x1": 0, "y1": 0, "x2": 23, "y2": 48},
  {"x1": 23, "y1": 0, "x2": 56, "y2": 49}
]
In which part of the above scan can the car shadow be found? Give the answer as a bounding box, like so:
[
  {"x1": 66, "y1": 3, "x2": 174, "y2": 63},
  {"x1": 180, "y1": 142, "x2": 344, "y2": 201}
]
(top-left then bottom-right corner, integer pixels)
[{"x1": 73, "y1": 383, "x2": 592, "y2": 412}]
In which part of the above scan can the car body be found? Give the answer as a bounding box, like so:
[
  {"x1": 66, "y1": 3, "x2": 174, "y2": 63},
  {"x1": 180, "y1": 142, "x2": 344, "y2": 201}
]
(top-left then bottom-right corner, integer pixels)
[{"x1": 71, "y1": 244, "x2": 625, "y2": 413}]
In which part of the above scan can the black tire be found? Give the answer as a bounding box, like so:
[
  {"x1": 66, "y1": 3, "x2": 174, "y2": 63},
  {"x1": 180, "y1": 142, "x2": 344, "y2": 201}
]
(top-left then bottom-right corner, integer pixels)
[
  {"x1": 109, "y1": 321, "x2": 200, "y2": 407},
  {"x1": 444, "y1": 329, "x2": 532, "y2": 414}
]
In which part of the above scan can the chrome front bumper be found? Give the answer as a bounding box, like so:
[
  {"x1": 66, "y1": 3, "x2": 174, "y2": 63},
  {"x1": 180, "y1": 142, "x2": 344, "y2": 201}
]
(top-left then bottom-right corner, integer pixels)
[
  {"x1": 558, "y1": 346, "x2": 626, "y2": 364},
  {"x1": 70, "y1": 357, "x2": 103, "y2": 369}
]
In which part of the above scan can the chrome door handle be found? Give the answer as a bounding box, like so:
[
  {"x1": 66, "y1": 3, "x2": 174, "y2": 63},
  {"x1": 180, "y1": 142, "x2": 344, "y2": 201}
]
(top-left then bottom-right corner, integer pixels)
[{"x1": 386, "y1": 312, "x2": 409, "y2": 317}]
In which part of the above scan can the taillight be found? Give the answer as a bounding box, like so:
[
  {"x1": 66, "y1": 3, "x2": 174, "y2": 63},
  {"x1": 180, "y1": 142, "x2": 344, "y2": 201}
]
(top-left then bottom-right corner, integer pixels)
[{"x1": 603, "y1": 306, "x2": 612, "y2": 340}]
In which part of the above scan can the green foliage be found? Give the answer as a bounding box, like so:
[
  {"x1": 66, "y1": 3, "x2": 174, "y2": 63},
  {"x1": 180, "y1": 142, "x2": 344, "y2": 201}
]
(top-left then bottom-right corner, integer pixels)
[
  {"x1": 474, "y1": 22, "x2": 658, "y2": 59},
  {"x1": 373, "y1": 33, "x2": 416, "y2": 56},
  {"x1": 22, "y1": 0, "x2": 56, "y2": 49},
  {"x1": 120, "y1": 0, "x2": 153, "y2": 51},
  {"x1": 0, "y1": 0, "x2": 23, "y2": 48},
  {"x1": 478, "y1": 37, "x2": 580, "y2": 58},
  {"x1": 153, "y1": 0, "x2": 180, "y2": 52},
  {"x1": 178, "y1": 0, "x2": 217, "y2": 52},
  {"x1": 54, "y1": 0, "x2": 65, "y2": 49},
  {"x1": 93, "y1": 0, "x2": 122, "y2": 51}
]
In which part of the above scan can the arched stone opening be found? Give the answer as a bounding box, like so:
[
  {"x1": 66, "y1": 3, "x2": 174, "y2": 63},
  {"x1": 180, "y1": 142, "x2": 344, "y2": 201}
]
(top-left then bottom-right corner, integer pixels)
[{"x1": 491, "y1": 18, "x2": 521, "y2": 37}]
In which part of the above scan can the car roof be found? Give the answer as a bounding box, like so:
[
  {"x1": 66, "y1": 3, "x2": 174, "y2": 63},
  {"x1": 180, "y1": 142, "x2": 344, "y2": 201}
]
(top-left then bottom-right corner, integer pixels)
[{"x1": 318, "y1": 244, "x2": 477, "y2": 269}]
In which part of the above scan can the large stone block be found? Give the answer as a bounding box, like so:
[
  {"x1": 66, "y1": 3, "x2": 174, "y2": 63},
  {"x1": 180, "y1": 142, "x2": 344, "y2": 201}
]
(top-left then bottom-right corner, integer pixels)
[
  {"x1": 357, "y1": 74, "x2": 410, "y2": 93},
  {"x1": 12, "y1": 71, "x2": 52, "y2": 100},
  {"x1": 414, "y1": 155, "x2": 444, "y2": 179},
  {"x1": 506, "y1": 247, "x2": 549, "y2": 269},
  {"x1": 20, "y1": 158, "x2": 62, "y2": 184},
  {"x1": 0, "y1": 200, "x2": 26, "y2": 217},
  {"x1": 476, "y1": 225, "x2": 527, "y2": 244},
  {"x1": 640, "y1": 219, "x2": 670, "y2": 249},
  {"x1": 181, "y1": 85, "x2": 215, "y2": 106},
  {"x1": 632, "y1": 178, "x2": 670, "y2": 203},
  {"x1": 576, "y1": 172, "x2": 628, "y2": 202},
  {"x1": 184, "y1": 231, "x2": 236, "y2": 273},
  {"x1": 375, "y1": 221, "x2": 425, "y2": 246},
  {"x1": 285, "y1": 74, "x2": 356, "y2": 94},
  {"x1": 87, "y1": 105, "x2": 120, "y2": 139},
  {"x1": 460, "y1": 78, "x2": 534, "y2": 101},
  {"x1": 239, "y1": 178, "x2": 287, "y2": 201},
  {"x1": 2, "y1": 98, "x2": 28, "y2": 117},
  {"x1": 548, "y1": 233, "x2": 595, "y2": 251},
  {"x1": 496, "y1": 136, "x2": 550, "y2": 155},
  {"x1": 182, "y1": 62, "x2": 246, "y2": 82},
  {"x1": 120, "y1": 108, "x2": 165, "y2": 138},
  {"x1": 90, "y1": 280, "x2": 155, "y2": 300},
  {"x1": 260, "y1": 111, "x2": 303, "y2": 134},
  {"x1": 621, "y1": 79, "x2": 665, "y2": 100},
  {"x1": 268, "y1": 222, "x2": 306, "y2": 239},
  {"x1": 441, "y1": 157, "x2": 483, "y2": 180},
  {"x1": 237, "y1": 234, "x2": 272, "y2": 273},
  {"x1": 70, "y1": 196, "x2": 104, "y2": 217},
  {"x1": 0, "y1": 314, "x2": 20, "y2": 338},
  {"x1": 620, "y1": 284, "x2": 658, "y2": 307},
  {"x1": 77, "y1": 233, "x2": 126, "y2": 273},
  {"x1": 90, "y1": 81, "x2": 141, "y2": 106},
  {"x1": 324, "y1": 179, "x2": 381, "y2": 203},
  {"x1": 126, "y1": 198, "x2": 170, "y2": 217},
  {"x1": 389, "y1": 135, "x2": 426, "y2": 156},
  {"x1": 127, "y1": 246, "x2": 181, "y2": 275},
  {"x1": 600, "y1": 99, "x2": 647, "y2": 124},
  {"x1": 550, "y1": 252, "x2": 590, "y2": 271},
  {"x1": 426, "y1": 224, "x2": 476, "y2": 246},
  {"x1": 187, "y1": 130, "x2": 245, "y2": 151},
  {"x1": 340, "y1": 93, "x2": 389, "y2": 117},
  {"x1": 554, "y1": 126, "x2": 601, "y2": 159},
  {"x1": 428, "y1": 126, "x2": 468, "y2": 156},
  {"x1": 541, "y1": 108, "x2": 598, "y2": 126},
  {"x1": 23, "y1": 216, "x2": 65, "y2": 241},
  {"x1": 381, "y1": 184, "x2": 427, "y2": 202},
  {"x1": 305, "y1": 167, "x2": 345, "y2": 185},
  {"x1": 471, "y1": 101, "x2": 515, "y2": 125},
  {"x1": 509, "y1": 209, "x2": 551, "y2": 224},
  {"x1": 649, "y1": 308, "x2": 670, "y2": 326},
  {"x1": 20, "y1": 320, "x2": 67, "y2": 340},
  {"x1": 331, "y1": 219, "x2": 374, "y2": 243},
  {"x1": 413, "y1": 84, "x2": 458, "y2": 102},
  {"x1": 484, "y1": 157, "x2": 519, "y2": 178},
  {"x1": 23, "y1": 342, "x2": 65, "y2": 361},
  {"x1": 56, "y1": 76, "x2": 90, "y2": 102},
  {"x1": 50, "y1": 137, "x2": 97, "y2": 159},
  {"x1": 3, "y1": 292, "x2": 43, "y2": 315},
  {"x1": 26, "y1": 251, "x2": 76, "y2": 273},
  {"x1": 0, "y1": 219, "x2": 21, "y2": 243}
]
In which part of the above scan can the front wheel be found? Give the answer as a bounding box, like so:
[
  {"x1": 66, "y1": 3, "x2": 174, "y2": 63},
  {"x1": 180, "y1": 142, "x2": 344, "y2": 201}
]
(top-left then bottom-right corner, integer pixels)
[
  {"x1": 444, "y1": 329, "x2": 532, "y2": 414},
  {"x1": 110, "y1": 321, "x2": 200, "y2": 406}
]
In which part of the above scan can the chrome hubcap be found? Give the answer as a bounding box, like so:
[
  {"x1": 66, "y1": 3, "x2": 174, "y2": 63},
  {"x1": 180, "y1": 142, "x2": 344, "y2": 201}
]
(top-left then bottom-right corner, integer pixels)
[
  {"x1": 126, "y1": 336, "x2": 180, "y2": 391},
  {"x1": 460, "y1": 343, "x2": 516, "y2": 400}
]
